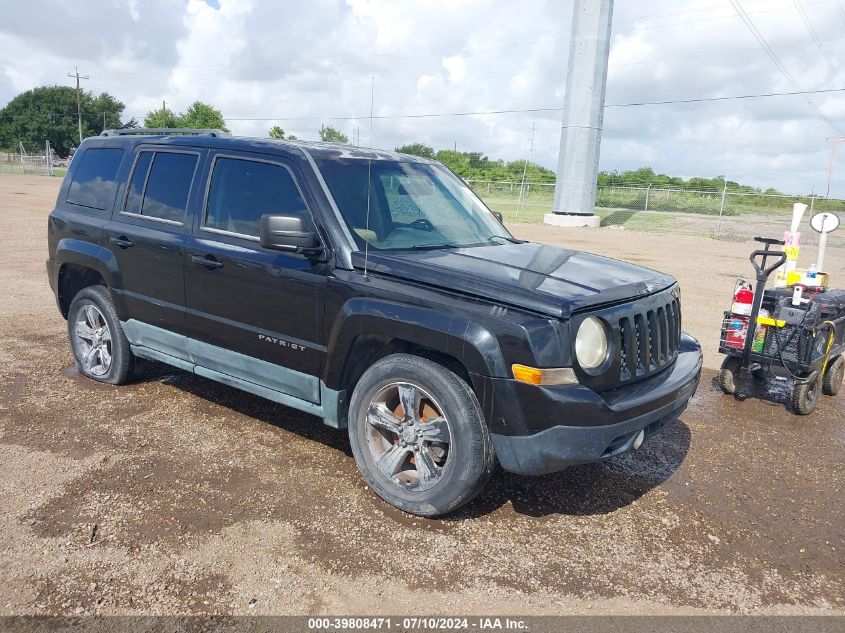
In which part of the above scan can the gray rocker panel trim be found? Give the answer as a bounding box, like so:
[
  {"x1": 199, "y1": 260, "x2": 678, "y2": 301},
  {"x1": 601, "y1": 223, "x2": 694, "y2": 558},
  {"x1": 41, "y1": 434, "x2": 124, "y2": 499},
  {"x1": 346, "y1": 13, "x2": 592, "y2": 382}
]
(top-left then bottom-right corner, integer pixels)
[
  {"x1": 123, "y1": 319, "x2": 345, "y2": 427},
  {"x1": 187, "y1": 336, "x2": 319, "y2": 403}
]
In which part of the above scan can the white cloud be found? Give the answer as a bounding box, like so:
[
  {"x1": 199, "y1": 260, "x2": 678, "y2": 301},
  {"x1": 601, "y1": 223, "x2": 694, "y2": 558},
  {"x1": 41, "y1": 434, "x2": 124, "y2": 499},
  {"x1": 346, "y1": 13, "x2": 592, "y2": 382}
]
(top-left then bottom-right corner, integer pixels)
[{"x1": 2, "y1": 0, "x2": 845, "y2": 195}]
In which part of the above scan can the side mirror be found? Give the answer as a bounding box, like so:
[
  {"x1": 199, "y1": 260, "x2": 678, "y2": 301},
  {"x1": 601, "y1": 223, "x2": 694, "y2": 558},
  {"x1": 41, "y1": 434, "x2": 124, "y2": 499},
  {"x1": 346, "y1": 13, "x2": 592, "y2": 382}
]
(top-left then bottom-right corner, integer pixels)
[
  {"x1": 492, "y1": 211, "x2": 504, "y2": 224},
  {"x1": 260, "y1": 214, "x2": 324, "y2": 257}
]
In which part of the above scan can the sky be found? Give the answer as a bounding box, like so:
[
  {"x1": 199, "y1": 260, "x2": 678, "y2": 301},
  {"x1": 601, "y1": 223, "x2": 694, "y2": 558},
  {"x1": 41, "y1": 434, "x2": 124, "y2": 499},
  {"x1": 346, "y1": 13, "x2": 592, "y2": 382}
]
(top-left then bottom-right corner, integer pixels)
[{"x1": 2, "y1": 0, "x2": 845, "y2": 196}]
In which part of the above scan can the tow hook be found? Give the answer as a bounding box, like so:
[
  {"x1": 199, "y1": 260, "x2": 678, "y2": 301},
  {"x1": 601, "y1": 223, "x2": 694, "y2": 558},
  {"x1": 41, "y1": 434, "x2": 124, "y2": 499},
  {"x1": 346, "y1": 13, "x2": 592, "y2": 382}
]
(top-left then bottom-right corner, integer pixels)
[{"x1": 633, "y1": 430, "x2": 645, "y2": 450}]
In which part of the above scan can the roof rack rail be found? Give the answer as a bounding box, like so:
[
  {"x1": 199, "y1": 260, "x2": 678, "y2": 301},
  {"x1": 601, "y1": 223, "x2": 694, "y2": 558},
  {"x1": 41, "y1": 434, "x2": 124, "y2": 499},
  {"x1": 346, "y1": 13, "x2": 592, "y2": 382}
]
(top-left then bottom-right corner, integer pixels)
[{"x1": 100, "y1": 128, "x2": 230, "y2": 137}]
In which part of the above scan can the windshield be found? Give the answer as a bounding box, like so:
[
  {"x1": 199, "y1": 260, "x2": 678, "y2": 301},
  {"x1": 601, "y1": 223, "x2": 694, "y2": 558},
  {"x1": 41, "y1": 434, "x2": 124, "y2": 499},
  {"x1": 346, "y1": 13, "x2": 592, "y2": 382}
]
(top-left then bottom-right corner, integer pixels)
[{"x1": 314, "y1": 158, "x2": 513, "y2": 250}]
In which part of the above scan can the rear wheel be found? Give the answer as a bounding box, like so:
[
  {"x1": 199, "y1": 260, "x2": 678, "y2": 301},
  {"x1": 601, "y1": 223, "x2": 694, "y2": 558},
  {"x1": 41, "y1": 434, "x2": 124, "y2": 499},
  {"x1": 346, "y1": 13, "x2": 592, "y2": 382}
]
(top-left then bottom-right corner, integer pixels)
[
  {"x1": 719, "y1": 356, "x2": 741, "y2": 395},
  {"x1": 822, "y1": 355, "x2": 844, "y2": 396},
  {"x1": 67, "y1": 285, "x2": 145, "y2": 385},
  {"x1": 348, "y1": 354, "x2": 494, "y2": 517},
  {"x1": 791, "y1": 373, "x2": 820, "y2": 415}
]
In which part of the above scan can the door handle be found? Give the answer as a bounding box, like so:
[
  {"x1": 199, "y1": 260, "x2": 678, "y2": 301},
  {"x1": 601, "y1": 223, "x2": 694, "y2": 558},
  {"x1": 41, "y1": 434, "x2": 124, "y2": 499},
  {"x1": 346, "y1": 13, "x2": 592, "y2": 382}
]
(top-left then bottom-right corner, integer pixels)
[
  {"x1": 109, "y1": 236, "x2": 134, "y2": 249},
  {"x1": 191, "y1": 254, "x2": 224, "y2": 270}
]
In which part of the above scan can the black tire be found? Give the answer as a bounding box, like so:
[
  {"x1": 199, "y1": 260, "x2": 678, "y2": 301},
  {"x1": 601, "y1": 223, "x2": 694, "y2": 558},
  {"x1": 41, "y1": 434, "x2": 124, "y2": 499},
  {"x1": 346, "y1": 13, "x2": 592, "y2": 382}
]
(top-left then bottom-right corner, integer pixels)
[
  {"x1": 822, "y1": 355, "x2": 844, "y2": 396},
  {"x1": 348, "y1": 353, "x2": 494, "y2": 517},
  {"x1": 67, "y1": 285, "x2": 146, "y2": 385},
  {"x1": 751, "y1": 366, "x2": 768, "y2": 381},
  {"x1": 719, "y1": 356, "x2": 741, "y2": 395},
  {"x1": 790, "y1": 374, "x2": 820, "y2": 415}
]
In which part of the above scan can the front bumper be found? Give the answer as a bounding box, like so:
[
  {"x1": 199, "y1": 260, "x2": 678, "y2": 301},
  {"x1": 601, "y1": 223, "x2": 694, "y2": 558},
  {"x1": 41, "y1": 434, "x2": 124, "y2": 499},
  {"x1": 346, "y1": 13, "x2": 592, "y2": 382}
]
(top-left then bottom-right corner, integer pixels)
[{"x1": 487, "y1": 332, "x2": 702, "y2": 476}]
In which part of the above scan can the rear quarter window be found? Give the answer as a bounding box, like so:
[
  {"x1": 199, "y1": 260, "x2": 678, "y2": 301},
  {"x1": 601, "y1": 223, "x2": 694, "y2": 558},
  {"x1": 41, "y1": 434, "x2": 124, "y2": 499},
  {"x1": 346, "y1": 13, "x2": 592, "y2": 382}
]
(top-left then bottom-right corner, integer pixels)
[{"x1": 66, "y1": 147, "x2": 125, "y2": 210}]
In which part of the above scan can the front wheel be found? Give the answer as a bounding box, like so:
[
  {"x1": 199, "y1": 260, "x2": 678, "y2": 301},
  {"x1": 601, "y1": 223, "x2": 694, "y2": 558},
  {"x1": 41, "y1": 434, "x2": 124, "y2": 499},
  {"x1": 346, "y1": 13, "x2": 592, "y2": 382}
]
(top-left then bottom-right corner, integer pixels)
[
  {"x1": 719, "y1": 356, "x2": 741, "y2": 395},
  {"x1": 348, "y1": 354, "x2": 494, "y2": 517}
]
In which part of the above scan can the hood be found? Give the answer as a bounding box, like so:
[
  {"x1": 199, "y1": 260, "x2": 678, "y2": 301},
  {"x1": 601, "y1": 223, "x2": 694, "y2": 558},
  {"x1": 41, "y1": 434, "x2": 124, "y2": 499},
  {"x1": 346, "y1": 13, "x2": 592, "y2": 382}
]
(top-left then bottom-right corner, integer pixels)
[{"x1": 351, "y1": 242, "x2": 676, "y2": 319}]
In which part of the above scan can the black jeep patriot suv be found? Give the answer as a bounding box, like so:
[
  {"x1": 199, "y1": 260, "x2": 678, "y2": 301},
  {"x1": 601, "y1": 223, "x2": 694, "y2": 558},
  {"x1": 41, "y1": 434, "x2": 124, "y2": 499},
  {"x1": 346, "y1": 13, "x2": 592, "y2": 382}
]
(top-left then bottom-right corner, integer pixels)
[{"x1": 47, "y1": 129, "x2": 702, "y2": 516}]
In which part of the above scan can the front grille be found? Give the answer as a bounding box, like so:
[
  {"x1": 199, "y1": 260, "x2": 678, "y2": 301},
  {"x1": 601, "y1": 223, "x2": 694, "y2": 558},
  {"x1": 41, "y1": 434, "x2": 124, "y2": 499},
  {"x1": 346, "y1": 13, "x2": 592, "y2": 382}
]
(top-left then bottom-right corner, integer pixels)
[{"x1": 617, "y1": 295, "x2": 681, "y2": 383}]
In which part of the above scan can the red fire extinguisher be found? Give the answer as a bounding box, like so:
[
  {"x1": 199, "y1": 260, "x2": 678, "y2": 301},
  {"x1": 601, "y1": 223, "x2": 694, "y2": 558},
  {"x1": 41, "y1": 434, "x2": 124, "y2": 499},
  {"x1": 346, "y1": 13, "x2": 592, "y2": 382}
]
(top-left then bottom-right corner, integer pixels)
[{"x1": 726, "y1": 281, "x2": 752, "y2": 349}]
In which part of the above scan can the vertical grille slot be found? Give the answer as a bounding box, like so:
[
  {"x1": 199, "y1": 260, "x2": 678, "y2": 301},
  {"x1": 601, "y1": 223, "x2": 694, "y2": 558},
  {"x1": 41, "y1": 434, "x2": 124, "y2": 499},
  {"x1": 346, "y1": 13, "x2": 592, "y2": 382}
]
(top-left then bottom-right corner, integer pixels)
[
  {"x1": 614, "y1": 291, "x2": 683, "y2": 384},
  {"x1": 657, "y1": 306, "x2": 668, "y2": 362},
  {"x1": 647, "y1": 310, "x2": 658, "y2": 369},
  {"x1": 666, "y1": 300, "x2": 676, "y2": 356},
  {"x1": 668, "y1": 298, "x2": 680, "y2": 354},
  {"x1": 618, "y1": 317, "x2": 634, "y2": 381},
  {"x1": 634, "y1": 313, "x2": 648, "y2": 376}
]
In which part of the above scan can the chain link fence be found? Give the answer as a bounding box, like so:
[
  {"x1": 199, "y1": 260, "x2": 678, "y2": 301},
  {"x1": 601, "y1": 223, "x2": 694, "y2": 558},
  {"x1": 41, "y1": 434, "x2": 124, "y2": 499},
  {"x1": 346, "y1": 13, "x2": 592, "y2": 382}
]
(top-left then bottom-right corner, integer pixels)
[
  {"x1": 467, "y1": 179, "x2": 845, "y2": 250},
  {"x1": 0, "y1": 143, "x2": 67, "y2": 177}
]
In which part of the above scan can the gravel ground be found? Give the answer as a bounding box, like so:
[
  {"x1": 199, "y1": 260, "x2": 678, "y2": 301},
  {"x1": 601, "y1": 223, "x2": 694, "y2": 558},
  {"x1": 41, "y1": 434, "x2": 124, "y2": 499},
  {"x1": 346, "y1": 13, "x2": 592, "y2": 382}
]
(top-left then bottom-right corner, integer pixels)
[{"x1": 0, "y1": 174, "x2": 843, "y2": 616}]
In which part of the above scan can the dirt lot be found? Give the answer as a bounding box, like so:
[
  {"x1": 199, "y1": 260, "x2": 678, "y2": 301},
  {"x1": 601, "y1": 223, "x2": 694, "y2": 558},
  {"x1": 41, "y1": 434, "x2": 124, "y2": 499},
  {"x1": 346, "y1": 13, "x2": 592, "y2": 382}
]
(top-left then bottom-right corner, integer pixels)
[{"x1": 1, "y1": 173, "x2": 843, "y2": 616}]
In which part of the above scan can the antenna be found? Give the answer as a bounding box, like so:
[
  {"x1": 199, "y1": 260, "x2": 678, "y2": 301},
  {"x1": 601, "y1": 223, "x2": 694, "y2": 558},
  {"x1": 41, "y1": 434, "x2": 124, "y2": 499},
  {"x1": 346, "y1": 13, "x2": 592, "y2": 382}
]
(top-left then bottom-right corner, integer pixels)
[{"x1": 363, "y1": 76, "x2": 375, "y2": 281}]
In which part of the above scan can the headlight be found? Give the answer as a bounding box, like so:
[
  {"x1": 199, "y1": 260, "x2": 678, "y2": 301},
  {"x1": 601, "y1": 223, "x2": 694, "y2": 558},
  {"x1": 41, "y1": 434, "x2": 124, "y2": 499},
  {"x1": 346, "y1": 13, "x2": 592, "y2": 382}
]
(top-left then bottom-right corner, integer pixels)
[{"x1": 575, "y1": 317, "x2": 609, "y2": 371}]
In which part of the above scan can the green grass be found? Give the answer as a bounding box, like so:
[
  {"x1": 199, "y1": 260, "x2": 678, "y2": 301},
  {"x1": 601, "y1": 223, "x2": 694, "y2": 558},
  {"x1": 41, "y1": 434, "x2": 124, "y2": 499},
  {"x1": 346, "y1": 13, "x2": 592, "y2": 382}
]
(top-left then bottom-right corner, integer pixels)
[
  {"x1": 485, "y1": 199, "x2": 548, "y2": 224},
  {"x1": 0, "y1": 163, "x2": 66, "y2": 177},
  {"x1": 486, "y1": 198, "x2": 674, "y2": 229},
  {"x1": 594, "y1": 208, "x2": 675, "y2": 231},
  {"x1": 476, "y1": 185, "x2": 837, "y2": 224}
]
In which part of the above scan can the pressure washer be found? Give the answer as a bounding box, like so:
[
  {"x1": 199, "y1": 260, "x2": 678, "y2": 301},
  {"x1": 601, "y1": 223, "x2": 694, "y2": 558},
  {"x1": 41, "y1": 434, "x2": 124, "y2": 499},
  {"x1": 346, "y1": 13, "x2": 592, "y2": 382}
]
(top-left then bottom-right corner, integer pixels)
[{"x1": 718, "y1": 209, "x2": 845, "y2": 414}]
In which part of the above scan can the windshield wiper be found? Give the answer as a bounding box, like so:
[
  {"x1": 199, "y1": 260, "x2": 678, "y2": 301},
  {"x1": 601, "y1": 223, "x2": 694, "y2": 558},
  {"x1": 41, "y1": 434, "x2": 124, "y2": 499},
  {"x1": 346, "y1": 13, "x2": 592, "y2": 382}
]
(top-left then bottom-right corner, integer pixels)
[
  {"x1": 488, "y1": 235, "x2": 526, "y2": 244},
  {"x1": 407, "y1": 243, "x2": 461, "y2": 250}
]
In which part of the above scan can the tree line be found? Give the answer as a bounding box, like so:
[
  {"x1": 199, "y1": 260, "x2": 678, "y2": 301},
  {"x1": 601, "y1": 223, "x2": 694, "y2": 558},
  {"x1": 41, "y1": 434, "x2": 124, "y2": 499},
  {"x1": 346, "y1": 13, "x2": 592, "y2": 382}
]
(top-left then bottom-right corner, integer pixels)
[
  {"x1": 394, "y1": 144, "x2": 782, "y2": 194},
  {"x1": 0, "y1": 86, "x2": 782, "y2": 194},
  {"x1": 0, "y1": 86, "x2": 353, "y2": 156},
  {"x1": 394, "y1": 142, "x2": 556, "y2": 183},
  {"x1": 0, "y1": 86, "x2": 137, "y2": 156},
  {"x1": 596, "y1": 166, "x2": 782, "y2": 195}
]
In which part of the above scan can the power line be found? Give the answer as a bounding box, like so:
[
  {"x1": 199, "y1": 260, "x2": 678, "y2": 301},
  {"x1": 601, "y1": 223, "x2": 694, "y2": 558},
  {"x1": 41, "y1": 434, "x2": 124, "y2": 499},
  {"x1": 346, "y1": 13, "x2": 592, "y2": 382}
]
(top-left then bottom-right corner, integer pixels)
[
  {"x1": 613, "y1": 0, "x2": 828, "y2": 26},
  {"x1": 835, "y1": 0, "x2": 845, "y2": 27},
  {"x1": 381, "y1": 31, "x2": 844, "y2": 86},
  {"x1": 219, "y1": 108, "x2": 557, "y2": 121},
  {"x1": 4, "y1": 88, "x2": 845, "y2": 124},
  {"x1": 614, "y1": 0, "x2": 830, "y2": 33},
  {"x1": 793, "y1": 0, "x2": 843, "y2": 82},
  {"x1": 605, "y1": 86, "x2": 845, "y2": 107},
  {"x1": 729, "y1": 0, "x2": 843, "y2": 134},
  {"x1": 190, "y1": 87, "x2": 845, "y2": 121},
  {"x1": 612, "y1": 32, "x2": 844, "y2": 68}
]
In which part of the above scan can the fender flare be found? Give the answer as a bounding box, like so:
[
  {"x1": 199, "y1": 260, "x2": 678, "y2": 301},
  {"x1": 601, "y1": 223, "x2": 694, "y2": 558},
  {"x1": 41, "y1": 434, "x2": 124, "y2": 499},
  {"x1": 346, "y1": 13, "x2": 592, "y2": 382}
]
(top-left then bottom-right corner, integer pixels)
[
  {"x1": 55, "y1": 239, "x2": 124, "y2": 315},
  {"x1": 322, "y1": 297, "x2": 508, "y2": 389}
]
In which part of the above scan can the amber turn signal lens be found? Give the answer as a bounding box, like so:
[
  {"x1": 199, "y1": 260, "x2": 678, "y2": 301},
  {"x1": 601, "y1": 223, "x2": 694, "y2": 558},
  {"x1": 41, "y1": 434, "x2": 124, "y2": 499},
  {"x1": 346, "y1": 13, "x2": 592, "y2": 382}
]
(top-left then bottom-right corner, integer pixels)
[{"x1": 512, "y1": 364, "x2": 578, "y2": 386}]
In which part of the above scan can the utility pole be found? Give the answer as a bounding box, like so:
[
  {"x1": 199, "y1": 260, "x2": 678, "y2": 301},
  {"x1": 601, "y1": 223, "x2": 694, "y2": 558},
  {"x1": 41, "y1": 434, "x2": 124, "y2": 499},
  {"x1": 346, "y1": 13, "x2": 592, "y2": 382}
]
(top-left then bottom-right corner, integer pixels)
[
  {"x1": 716, "y1": 166, "x2": 730, "y2": 237},
  {"x1": 825, "y1": 136, "x2": 845, "y2": 199},
  {"x1": 67, "y1": 67, "x2": 89, "y2": 144},
  {"x1": 516, "y1": 122, "x2": 536, "y2": 217},
  {"x1": 545, "y1": 0, "x2": 613, "y2": 228}
]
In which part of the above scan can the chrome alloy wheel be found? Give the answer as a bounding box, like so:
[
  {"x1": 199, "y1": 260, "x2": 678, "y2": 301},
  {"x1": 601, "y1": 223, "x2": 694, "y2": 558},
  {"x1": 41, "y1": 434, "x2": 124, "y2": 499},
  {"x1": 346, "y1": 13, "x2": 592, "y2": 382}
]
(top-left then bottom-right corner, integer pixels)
[
  {"x1": 365, "y1": 382, "x2": 452, "y2": 491},
  {"x1": 73, "y1": 304, "x2": 113, "y2": 376}
]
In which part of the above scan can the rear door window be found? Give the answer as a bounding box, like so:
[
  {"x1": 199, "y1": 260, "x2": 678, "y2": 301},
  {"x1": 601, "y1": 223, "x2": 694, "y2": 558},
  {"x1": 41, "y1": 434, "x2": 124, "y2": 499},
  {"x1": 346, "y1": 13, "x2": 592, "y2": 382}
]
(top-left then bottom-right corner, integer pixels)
[
  {"x1": 203, "y1": 156, "x2": 309, "y2": 239},
  {"x1": 124, "y1": 151, "x2": 199, "y2": 224},
  {"x1": 66, "y1": 147, "x2": 125, "y2": 210}
]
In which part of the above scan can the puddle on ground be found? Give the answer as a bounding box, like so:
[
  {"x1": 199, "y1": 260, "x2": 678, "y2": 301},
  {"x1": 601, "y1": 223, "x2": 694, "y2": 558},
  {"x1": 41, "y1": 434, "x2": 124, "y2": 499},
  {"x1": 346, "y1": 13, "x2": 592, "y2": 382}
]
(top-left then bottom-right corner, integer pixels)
[
  {"x1": 61, "y1": 364, "x2": 112, "y2": 392},
  {"x1": 62, "y1": 365, "x2": 80, "y2": 378}
]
